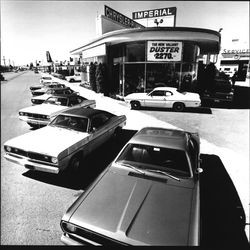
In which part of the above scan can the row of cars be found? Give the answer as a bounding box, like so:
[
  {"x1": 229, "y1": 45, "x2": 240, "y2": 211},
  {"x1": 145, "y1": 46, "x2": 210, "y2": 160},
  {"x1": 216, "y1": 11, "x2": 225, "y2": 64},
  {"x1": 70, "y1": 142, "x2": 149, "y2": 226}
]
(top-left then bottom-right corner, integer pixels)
[{"x1": 3, "y1": 73, "x2": 203, "y2": 245}]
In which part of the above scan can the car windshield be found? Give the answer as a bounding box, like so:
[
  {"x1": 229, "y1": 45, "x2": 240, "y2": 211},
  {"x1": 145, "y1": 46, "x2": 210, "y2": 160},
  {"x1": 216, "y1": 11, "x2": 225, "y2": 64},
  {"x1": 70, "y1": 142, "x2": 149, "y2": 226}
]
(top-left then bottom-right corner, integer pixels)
[
  {"x1": 115, "y1": 143, "x2": 191, "y2": 177},
  {"x1": 49, "y1": 115, "x2": 88, "y2": 132},
  {"x1": 44, "y1": 97, "x2": 68, "y2": 106}
]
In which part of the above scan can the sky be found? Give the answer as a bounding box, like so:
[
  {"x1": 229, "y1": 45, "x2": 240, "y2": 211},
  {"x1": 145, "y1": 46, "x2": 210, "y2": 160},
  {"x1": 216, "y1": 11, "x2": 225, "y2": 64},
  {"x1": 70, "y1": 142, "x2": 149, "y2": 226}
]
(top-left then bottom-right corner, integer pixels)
[{"x1": 1, "y1": 1, "x2": 249, "y2": 66}]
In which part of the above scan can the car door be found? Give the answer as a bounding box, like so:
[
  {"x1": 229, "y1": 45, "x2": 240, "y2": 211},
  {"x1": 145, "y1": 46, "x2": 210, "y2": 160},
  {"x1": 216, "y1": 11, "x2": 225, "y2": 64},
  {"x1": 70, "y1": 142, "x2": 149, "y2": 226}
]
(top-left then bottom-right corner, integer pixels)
[
  {"x1": 87, "y1": 113, "x2": 114, "y2": 152},
  {"x1": 145, "y1": 90, "x2": 168, "y2": 108},
  {"x1": 163, "y1": 90, "x2": 175, "y2": 108}
]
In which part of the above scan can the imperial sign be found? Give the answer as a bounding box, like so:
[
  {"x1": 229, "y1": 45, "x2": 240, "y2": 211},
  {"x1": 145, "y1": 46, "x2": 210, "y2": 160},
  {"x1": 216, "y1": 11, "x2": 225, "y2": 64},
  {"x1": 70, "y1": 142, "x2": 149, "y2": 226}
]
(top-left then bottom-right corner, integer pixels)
[{"x1": 147, "y1": 41, "x2": 182, "y2": 62}]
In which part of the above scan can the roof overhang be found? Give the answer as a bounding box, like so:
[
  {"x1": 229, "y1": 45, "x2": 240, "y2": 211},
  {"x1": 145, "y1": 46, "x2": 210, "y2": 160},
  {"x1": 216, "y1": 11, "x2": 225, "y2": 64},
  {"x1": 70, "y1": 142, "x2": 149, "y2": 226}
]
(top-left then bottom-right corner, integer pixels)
[{"x1": 71, "y1": 27, "x2": 221, "y2": 56}]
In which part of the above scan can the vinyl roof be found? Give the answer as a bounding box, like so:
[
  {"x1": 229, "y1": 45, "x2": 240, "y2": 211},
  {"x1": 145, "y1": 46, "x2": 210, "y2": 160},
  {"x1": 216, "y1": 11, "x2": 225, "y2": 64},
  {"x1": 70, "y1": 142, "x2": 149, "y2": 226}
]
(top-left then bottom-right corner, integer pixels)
[{"x1": 61, "y1": 108, "x2": 109, "y2": 118}]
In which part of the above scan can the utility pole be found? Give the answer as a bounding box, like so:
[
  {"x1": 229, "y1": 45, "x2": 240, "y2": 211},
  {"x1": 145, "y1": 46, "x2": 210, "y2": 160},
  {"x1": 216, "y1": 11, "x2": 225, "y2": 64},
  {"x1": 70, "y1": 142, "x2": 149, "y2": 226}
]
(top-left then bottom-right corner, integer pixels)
[{"x1": 3, "y1": 56, "x2": 6, "y2": 66}]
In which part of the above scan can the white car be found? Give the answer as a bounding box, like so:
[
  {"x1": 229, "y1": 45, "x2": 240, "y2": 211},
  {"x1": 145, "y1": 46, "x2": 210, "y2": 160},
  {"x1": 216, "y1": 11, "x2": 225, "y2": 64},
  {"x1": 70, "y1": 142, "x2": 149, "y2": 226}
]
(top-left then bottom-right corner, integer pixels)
[
  {"x1": 65, "y1": 72, "x2": 81, "y2": 82},
  {"x1": 40, "y1": 75, "x2": 53, "y2": 84},
  {"x1": 4, "y1": 108, "x2": 126, "y2": 174},
  {"x1": 124, "y1": 87, "x2": 201, "y2": 111},
  {"x1": 19, "y1": 95, "x2": 96, "y2": 128}
]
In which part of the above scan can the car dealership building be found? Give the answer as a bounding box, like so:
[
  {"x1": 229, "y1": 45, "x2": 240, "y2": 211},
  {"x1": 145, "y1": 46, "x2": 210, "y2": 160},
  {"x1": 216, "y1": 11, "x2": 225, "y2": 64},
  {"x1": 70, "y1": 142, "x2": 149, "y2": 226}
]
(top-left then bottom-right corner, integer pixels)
[{"x1": 70, "y1": 6, "x2": 221, "y2": 97}]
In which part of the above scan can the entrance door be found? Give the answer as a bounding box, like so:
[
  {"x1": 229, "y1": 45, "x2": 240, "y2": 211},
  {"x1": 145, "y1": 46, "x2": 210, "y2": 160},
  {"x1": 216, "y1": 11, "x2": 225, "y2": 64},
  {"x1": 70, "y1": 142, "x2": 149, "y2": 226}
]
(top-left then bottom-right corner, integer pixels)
[{"x1": 124, "y1": 64, "x2": 145, "y2": 96}]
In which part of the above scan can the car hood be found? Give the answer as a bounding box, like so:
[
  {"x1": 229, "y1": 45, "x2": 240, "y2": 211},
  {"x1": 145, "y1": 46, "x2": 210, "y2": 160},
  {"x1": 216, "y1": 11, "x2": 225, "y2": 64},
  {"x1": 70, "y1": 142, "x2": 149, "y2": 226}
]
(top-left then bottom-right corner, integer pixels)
[
  {"x1": 124, "y1": 93, "x2": 149, "y2": 100},
  {"x1": 5, "y1": 126, "x2": 89, "y2": 157},
  {"x1": 68, "y1": 168, "x2": 195, "y2": 245},
  {"x1": 19, "y1": 103, "x2": 67, "y2": 116}
]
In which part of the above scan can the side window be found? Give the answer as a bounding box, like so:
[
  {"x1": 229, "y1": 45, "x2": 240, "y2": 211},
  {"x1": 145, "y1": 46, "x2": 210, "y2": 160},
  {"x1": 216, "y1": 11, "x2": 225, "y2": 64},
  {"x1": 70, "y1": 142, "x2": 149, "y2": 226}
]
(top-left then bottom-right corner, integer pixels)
[
  {"x1": 91, "y1": 113, "x2": 111, "y2": 131},
  {"x1": 151, "y1": 90, "x2": 164, "y2": 96},
  {"x1": 68, "y1": 97, "x2": 79, "y2": 106},
  {"x1": 58, "y1": 98, "x2": 68, "y2": 106},
  {"x1": 165, "y1": 91, "x2": 173, "y2": 96}
]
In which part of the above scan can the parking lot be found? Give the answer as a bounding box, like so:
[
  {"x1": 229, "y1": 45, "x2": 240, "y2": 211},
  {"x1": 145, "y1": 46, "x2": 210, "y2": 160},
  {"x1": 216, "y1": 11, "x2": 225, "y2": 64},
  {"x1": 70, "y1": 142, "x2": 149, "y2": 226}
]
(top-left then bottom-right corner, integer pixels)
[{"x1": 1, "y1": 71, "x2": 249, "y2": 246}]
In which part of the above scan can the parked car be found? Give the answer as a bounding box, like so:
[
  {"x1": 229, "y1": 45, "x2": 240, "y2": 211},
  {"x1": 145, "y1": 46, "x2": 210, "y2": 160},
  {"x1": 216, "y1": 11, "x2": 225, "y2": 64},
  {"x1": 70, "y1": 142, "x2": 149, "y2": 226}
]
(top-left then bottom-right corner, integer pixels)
[
  {"x1": 124, "y1": 87, "x2": 201, "y2": 111},
  {"x1": 4, "y1": 108, "x2": 126, "y2": 174},
  {"x1": 65, "y1": 72, "x2": 81, "y2": 82},
  {"x1": 201, "y1": 78, "x2": 234, "y2": 105},
  {"x1": 30, "y1": 81, "x2": 59, "y2": 91},
  {"x1": 40, "y1": 75, "x2": 53, "y2": 84},
  {"x1": 31, "y1": 87, "x2": 78, "y2": 105},
  {"x1": 19, "y1": 95, "x2": 96, "y2": 128},
  {"x1": 60, "y1": 127, "x2": 202, "y2": 246},
  {"x1": 31, "y1": 83, "x2": 66, "y2": 96}
]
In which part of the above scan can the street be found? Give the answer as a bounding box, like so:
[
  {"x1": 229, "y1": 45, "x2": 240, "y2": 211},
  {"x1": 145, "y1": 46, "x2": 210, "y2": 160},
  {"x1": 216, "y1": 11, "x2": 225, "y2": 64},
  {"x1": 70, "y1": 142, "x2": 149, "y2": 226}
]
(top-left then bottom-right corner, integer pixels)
[{"x1": 1, "y1": 71, "x2": 249, "y2": 246}]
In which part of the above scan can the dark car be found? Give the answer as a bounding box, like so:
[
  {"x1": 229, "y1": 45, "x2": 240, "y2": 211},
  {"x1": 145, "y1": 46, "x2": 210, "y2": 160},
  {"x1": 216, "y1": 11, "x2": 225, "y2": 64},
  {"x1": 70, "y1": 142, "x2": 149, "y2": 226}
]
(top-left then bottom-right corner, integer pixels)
[
  {"x1": 31, "y1": 87, "x2": 78, "y2": 105},
  {"x1": 60, "y1": 127, "x2": 203, "y2": 246}
]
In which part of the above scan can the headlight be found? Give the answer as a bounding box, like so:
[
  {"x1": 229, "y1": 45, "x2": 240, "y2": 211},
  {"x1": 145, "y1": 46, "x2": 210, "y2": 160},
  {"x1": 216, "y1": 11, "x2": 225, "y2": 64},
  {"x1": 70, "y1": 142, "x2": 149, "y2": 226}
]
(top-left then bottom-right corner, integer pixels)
[
  {"x1": 5, "y1": 146, "x2": 11, "y2": 152},
  {"x1": 19, "y1": 112, "x2": 24, "y2": 116},
  {"x1": 51, "y1": 157, "x2": 58, "y2": 164},
  {"x1": 62, "y1": 222, "x2": 77, "y2": 233}
]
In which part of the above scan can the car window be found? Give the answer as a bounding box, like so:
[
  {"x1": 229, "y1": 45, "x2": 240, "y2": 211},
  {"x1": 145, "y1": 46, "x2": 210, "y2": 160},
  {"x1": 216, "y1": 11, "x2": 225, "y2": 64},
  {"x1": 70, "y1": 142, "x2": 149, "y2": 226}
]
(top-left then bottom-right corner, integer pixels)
[
  {"x1": 90, "y1": 112, "x2": 113, "y2": 131},
  {"x1": 151, "y1": 90, "x2": 165, "y2": 96},
  {"x1": 116, "y1": 143, "x2": 191, "y2": 177},
  {"x1": 50, "y1": 115, "x2": 88, "y2": 132},
  {"x1": 165, "y1": 91, "x2": 173, "y2": 96},
  {"x1": 68, "y1": 96, "x2": 84, "y2": 106},
  {"x1": 44, "y1": 97, "x2": 68, "y2": 106}
]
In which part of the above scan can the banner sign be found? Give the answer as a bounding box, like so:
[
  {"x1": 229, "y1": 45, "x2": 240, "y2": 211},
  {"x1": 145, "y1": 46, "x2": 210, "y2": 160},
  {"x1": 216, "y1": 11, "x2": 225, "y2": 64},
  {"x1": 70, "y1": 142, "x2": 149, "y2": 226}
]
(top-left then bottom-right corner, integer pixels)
[
  {"x1": 104, "y1": 5, "x2": 144, "y2": 29},
  {"x1": 132, "y1": 7, "x2": 176, "y2": 19},
  {"x1": 147, "y1": 41, "x2": 182, "y2": 61}
]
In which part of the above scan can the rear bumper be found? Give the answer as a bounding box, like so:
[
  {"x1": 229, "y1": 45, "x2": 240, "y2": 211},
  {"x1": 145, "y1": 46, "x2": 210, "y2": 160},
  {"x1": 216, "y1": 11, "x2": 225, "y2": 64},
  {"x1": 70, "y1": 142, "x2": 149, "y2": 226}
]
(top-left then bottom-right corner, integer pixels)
[{"x1": 4, "y1": 153, "x2": 60, "y2": 174}]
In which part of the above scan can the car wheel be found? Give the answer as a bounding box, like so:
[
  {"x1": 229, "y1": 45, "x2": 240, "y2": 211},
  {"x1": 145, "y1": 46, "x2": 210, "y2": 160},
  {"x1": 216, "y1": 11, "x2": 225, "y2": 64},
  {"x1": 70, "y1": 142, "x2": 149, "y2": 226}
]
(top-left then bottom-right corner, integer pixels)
[
  {"x1": 69, "y1": 154, "x2": 82, "y2": 173},
  {"x1": 69, "y1": 79, "x2": 74, "y2": 82},
  {"x1": 131, "y1": 101, "x2": 141, "y2": 110},
  {"x1": 173, "y1": 102, "x2": 185, "y2": 112}
]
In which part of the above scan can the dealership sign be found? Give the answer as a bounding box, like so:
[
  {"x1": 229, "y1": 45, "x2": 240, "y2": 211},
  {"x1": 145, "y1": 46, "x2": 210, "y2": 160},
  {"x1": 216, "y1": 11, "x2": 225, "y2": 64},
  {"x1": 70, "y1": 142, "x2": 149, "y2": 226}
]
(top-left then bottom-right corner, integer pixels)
[
  {"x1": 132, "y1": 7, "x2": 176, "y2": 27},
  {"x1": 132, "y1": 7, "x2": 176, "y2": 19},
  {"x1": 147, "y1": 41, "x2": 182, "y2": 61},
  {"x1": 104, "y1": 5, "x2": 144, "y2": 29}
]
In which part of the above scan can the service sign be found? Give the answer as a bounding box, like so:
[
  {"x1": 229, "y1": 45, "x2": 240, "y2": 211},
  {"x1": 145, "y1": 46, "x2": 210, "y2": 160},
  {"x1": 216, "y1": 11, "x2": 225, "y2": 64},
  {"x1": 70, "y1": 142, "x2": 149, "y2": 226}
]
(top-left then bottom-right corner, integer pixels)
[{"x1": 147, "y1": 41, "x2": 182, "y2": 61}]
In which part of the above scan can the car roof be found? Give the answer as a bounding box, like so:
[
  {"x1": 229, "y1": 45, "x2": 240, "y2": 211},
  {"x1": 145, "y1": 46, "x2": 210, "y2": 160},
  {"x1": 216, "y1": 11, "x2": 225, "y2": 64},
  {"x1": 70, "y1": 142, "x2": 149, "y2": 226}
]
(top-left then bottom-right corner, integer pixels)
[
  {"x1": 61, "y1": 108, "x2": 110, "y2": 119},
  {"x1": 153, "y1": 87, "x2": 177, "y2": 91},
  {"x1": 129, "y1": 127, "x2": 190, "y2": 151}
]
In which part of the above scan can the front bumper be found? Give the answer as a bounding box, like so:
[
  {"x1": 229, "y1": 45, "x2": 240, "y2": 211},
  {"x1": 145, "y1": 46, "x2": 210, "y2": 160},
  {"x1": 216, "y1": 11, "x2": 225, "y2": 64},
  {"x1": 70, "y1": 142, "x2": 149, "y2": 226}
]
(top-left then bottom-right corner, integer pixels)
[
  {"x1": 4, "y1": 153, "x2": 60, "y2": 174},
  {"x1": 19, "y1": 116, "x2": 49, "y2": 126},
  {"x1": 61, "y1": 233, "x2": 86, "y2": 246}
]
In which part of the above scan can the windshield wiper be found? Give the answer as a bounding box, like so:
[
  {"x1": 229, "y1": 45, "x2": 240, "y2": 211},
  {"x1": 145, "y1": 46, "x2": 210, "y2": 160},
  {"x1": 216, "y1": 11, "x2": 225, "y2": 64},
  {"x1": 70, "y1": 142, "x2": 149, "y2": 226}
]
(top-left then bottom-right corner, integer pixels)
[
  {"x1": 116, "y1": 162, "x2": 145, "y2": 175},
  {"x1": 145, "y1": 169, "x2": 180, "y2": 181}
]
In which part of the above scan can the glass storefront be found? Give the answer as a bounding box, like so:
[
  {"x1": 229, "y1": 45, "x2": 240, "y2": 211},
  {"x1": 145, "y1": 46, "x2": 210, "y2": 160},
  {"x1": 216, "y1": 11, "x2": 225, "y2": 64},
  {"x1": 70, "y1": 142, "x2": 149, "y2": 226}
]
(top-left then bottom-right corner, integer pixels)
[{"x1": 110, "y1": 41, "x2": 200, "y2": 96}]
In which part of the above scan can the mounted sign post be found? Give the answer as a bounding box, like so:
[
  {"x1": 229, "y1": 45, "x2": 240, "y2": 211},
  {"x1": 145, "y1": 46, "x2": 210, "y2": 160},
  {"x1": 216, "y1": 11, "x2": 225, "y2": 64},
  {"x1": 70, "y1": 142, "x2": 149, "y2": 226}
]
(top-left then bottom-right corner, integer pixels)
[
  {"x1": 104, "y1": 5, "x2": 144, "y2": 29},
  {"x1": 132, "y1": 7, "x2": 177, "y2": 27},
  {"x1": 147, "y1": 41, "x2": 182, "y2": 61}
]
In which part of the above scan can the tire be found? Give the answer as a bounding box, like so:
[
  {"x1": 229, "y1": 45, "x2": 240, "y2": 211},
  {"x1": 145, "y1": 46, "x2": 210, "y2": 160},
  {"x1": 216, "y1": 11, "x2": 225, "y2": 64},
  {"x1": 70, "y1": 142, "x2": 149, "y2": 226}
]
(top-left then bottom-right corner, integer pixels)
[
  {"x1": 69, "y1": 154, "x2": 82, "y2": 173},
  {"x1": 130, "y1": 101, "x2": 141, "y2": 110},
  {"x1": 69, "y1": 79, "x2": 74, "y2": 82},
  {"x1": 173, "y1": 102, "x2": 185, "y2": 112}
]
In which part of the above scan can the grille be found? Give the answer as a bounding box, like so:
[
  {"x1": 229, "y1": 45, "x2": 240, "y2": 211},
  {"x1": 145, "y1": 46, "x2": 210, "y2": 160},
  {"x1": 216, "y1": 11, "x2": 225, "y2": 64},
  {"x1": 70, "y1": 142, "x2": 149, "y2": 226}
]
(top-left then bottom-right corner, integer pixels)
[
  {"x1": 24, "y1": 113, "x2": 47, "y2": 119},
  {"x1": 7, "y1": 147, "x2": 52, "y2": 163}
]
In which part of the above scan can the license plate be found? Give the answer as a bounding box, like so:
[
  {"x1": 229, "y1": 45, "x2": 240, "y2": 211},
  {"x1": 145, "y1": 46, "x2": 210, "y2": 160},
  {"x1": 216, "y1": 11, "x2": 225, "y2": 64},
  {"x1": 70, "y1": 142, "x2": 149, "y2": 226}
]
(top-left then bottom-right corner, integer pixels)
[{"x1": 214, "y1": 99, "x2": 220, "y2": 103}]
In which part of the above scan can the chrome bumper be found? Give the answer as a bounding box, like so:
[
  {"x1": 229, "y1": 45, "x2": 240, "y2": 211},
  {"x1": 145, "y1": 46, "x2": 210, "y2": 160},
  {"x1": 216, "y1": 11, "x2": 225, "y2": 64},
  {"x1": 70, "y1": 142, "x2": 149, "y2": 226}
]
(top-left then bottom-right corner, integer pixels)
[
  {"x1": 4, "y1": 153, "x2": 60, "y2": 174},
  {"x1": 19, "y1": 116, "x2": 49, "y2": 126}
]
